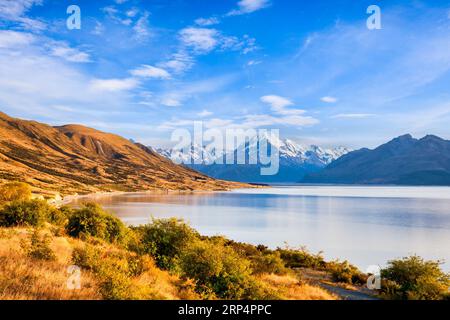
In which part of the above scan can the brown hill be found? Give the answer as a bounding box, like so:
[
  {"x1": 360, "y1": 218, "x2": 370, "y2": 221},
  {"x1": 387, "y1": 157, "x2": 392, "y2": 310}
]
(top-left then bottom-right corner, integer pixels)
[{"x1": 0, "y1": 112, "x2": 246, "y2": 196}]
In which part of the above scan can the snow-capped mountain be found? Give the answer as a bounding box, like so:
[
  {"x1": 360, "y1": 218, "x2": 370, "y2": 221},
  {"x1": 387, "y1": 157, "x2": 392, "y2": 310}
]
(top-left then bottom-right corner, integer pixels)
[{"x1": 156, "y1": 136, "x2": 351, "y2": 183}]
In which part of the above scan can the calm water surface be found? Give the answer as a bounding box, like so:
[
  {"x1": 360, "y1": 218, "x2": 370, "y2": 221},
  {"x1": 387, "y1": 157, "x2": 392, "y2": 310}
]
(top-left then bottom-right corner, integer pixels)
[{"x1": 70, "y1": 186, "x2": 450, "y2": 271}]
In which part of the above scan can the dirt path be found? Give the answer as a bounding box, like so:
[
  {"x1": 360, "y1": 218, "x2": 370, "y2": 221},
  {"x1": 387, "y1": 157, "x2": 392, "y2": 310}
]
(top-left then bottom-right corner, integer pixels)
[
  {"x1": 317, "y1": 283, "x2": 379, "y2": 300},
  {"x1": 299, "y1": 268, "x2": 380, "y2": 300}
]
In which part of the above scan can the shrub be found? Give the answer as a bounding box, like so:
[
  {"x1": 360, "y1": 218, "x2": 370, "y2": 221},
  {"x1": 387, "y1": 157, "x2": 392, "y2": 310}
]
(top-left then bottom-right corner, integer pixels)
[
  {"x1": 132, "y1": 218, "x2": 199, "y2": 270},
  {"x1": 22, "y1": 230, "x2": 56, "y2": 261},
  {"x1": 66, "y1": 203, "x2": 129, "y2": 244},
  {"x1": 380, "y1": 256, "x2": 450, "y2": 300},
  {"x1": 0, "y1": 182, "x2": 32, "y2": 204},
  {"x1": 179, "y1": 239, "x2": 268, "y2": 299},
  {"x1": 251, "y1": 252, "x2": 287, "y2": 275},
  {"x1": 276, "y1": 246, "x2": 326, "y2": 269},
  {"x1": 223, "y1": 240, "x2": 286, "y2": 275},
  {"x1": 327, "y1": 260, "x2": 366, "y2": 285},
  {"x1": 0, "y1": 199, "x2": 54, "y2": 227},
  {"x1": 71, "y1": 244, "x2": 154, "y2": 300}
]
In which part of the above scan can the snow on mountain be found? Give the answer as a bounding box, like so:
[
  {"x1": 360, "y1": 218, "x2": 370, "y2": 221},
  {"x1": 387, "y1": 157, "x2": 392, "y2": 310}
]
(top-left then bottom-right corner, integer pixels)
[{"x1": 157, "y1": 137, "x2": 351, "y2": 167}]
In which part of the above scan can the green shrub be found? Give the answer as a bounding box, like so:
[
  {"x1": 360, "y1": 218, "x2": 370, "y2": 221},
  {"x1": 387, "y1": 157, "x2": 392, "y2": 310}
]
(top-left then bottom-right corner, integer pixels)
[
  {"x1": 0, "y1": 199, "x2": 54, "y2": 227},
  {"x1": 276, "y1": 246, "x2": 326, "y2": 269},
  {"x1": 71, "y1": 244, "x2": 153, "y2": 300},
  {"x1": 223, "y1": 240, "x2": 286, "y2": 275},
  {"x1": 380, "y1": 256, "x2": 450, "y2": 300},
  {"x1": 72, "y1": 244, "x2": 101, "y2": 270},
  {"x1": 22, "y1": 230, "x2": 56, "y2": 261},
  {"x1": 0, "y1": 182, "x2": 32, "y2": 204},
  {"x1": 327, "y1": 260, "x2": 366, "y2": 285},
  {"x1": 132, "y1": 218, "x2": 199, "y2": 270},
  {"x1": 179, "y1": 239, "x2": 268, "y2": 299},
  {"x1": 251, "y1": 252, "x2": 287, "y2": 275},
  {"x1": 66, "y1": 203, "x2": 129, "y2": 244}
]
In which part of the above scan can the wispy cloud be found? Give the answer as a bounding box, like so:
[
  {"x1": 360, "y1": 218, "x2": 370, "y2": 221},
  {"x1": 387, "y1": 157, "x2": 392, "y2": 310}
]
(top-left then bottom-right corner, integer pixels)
[
  {"x1": 227, "y1": 0, "x2": 271, "y2": 16},
  {"x1": 197, "y1": 110, "x2": 213, "y2": 117},
  {"x1": 179, "y1": 27, "x2": 219, "y2": 53},
  {"x1": 159, "y1": 51, "x2": 194, "y2": 74},
  {"x1": 260, "y1": 95, "x2": 305, "y2": 116},
  {"x1": 178, "y1": 27, "x2": 257, "y2": 55},
  {"x1": 130, "y1": 65, "x2": 171, "y2": 79},
  {"x1": 0, "y1": 0, "x2": 46, "y2": 31},
  {"x1": 195, "y1": 17, "x2": 220, "y2": 26},
  {"x1": 48, "y1": 41, "x2": 91, "y2": 63},
  {"x1": 90, "y1": 78, "x2": 139, "y2": 92},
  {"x1": 321, "y1": 96, "x2": 338, "y2": 103},
  {"x1": 132, "y1": 11, "x2": 151, "y2": 40}
]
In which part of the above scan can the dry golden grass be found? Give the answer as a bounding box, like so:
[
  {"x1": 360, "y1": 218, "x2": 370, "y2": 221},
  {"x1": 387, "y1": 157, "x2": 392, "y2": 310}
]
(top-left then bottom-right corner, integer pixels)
[
  {"x1": 0, "y1": 226, "x2": 199, "y2": 300},
  {"x1": 0, "y1": 227, "x2": 100, "y2": 300},
  {"x1": 0, "y1": 226, "x2": 336, "y2": 300},
  {"x1": 259, "y1": 274, "x2": 338, "y2": 300}
]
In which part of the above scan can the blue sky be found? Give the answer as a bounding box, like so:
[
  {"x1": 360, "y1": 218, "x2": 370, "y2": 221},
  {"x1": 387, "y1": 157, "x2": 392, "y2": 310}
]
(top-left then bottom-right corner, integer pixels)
[{"x1": 0, "y1": 0, "x2": 449, "y2": 149}]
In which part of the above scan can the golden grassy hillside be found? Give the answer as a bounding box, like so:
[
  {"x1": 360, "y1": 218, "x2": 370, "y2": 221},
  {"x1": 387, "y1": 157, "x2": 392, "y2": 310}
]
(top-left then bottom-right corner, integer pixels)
[{"x1": 0, "y1": 112, "x2": 248, "y2": 197}]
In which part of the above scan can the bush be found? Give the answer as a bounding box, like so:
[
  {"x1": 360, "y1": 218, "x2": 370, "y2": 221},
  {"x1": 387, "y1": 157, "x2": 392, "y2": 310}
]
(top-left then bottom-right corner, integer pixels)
[
  {"x1": 179, "y1": 239, "x2": 268, "y2": 299},
  {"x1": 223, "y1": 240, "x2": 286, "y2": 275},
  {"x1": 132, "y1": 218, "x2": 199, "y2": 270},
  {"x1": 327, "y1": 260, "x2": 366, "y2": 285},
  {"x1": 22, "y1": 230, "x2": 56, "y2": 261},
  {"x1": 251, "y1": 252, "x2": 287, "y2": 275},
  {"x1": 66, "y1": 203, "x2": 129, "y2": 244},
  {"x1": 276, "y1": 246, "x2": 326, "y2": 269},
  {"x1": 0, "y1": 182, "x2": 32, "y2": 204},
  {"x1": 0, "y1": 199, "x2": 55, "y2": 227},
  {"x1": 72, "y1": 244, "x2": 154, "y2": 300},
  {"x1": 380, "y1": 256, "x2": 450, "y2": 300}
]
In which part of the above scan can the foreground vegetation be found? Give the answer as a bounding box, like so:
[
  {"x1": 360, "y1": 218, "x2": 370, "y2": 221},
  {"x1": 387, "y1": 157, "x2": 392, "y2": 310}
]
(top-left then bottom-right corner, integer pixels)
[{"x1": 0, "y1": 182, "x2": 449, "y2": 300}]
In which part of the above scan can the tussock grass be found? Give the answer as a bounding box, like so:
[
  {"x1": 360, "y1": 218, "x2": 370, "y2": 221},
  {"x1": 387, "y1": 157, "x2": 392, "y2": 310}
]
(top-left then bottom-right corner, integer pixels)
[{"x1": 259, "y1": 274, "x2": 337, "y2": 300}]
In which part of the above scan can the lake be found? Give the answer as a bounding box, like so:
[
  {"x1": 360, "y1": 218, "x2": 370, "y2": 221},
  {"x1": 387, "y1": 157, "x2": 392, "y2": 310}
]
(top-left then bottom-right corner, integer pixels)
[{"x1": 69, "y1": 185, "x2": 450, "y2": 271}]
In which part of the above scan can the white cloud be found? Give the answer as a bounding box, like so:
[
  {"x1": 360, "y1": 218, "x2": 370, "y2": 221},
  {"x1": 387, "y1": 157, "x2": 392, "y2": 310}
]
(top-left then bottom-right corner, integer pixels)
[
  {"x1": 332, "y1": 113, "x2": 375, "y2": 119},
  {"x1": 179, "y1": 27, "x2": 219, "y2": 53},
  {"x1": 178, "y1": 28, "x2": 257, "y2": 56},
  {"x1": 161, "y1": 97, "x2": 182, "y2": 107},
  {"x1": 0, "y1": 0, "x2": 46, "y2": 31},
  {"x1": 90, "y1": 78, "x2": 139, "y2": 92},
  {"x1": 261, "y1": 95, "x2": 293, "y2": 109},
  {"x1": 130, "y1": 65, "x2": 171, "y2": 79},
  {"x1": 0, "y1": 31, "x2": 131, "y2": 121},
  {"x1": 102, "y1": 6, "x2": 132, "y2": 25},
  {"x1": 133, "y1": 11, "x2": 151, "y2": 40},
  {"x1": 160, "y1": 51, "x2": 194, "y2": 74},
  {"x1": 48, "y1": 42, "x2": 91, "y2": 63},
  {"x1": 228, "y1": 0, "x2": 271, "y2": 16},
  {"x1": 126, "y1": 8, "x2": 139, "y2": 18},
  {"x1": 198, "y1": 110, "x2": 213, "y2": 117},
  {"x1": 321, "y1": 96, "x2": 338, "y2": 103},
  {"x1": 220, "y1": 34, "x2": 257, "y2": 54},
  {"x1": 195, "y1": 17, "x2": 220, "y2": 26},
  {"x1": 0, "y1": 30, "x2": 34, "y2": 48},
  {"x1": 92, "y1": 21, "x2": 105, "y2": 35},
  {"x1": 247, "y1": 60, "x2": 262, "y2": 66}
]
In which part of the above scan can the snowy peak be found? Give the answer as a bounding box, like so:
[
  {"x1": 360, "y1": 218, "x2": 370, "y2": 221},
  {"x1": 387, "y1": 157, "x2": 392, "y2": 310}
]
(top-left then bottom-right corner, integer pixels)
[{"x1": 157, "y1": 138, "x2": 351, "y2": 167}]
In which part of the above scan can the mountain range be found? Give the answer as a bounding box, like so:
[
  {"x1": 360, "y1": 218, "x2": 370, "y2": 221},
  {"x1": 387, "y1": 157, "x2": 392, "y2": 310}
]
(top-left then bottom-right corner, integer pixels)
[
  {"x1": 302, "y1": 134, "x2": 450, "y2": 185},
  {"x1": 157, "y1": 135, "x2": 351, "y2": 183},
  {"x1": 0, "y1": 112, "x2": 245, "y2": 197}
]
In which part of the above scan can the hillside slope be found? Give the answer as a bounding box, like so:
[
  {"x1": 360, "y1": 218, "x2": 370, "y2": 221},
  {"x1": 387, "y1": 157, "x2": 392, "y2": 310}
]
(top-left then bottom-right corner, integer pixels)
[
  {"x1": 0, "y1": 112, "x2": 244, "y2": 196},
  {"x1": 302, "y1": 134, "x2": 450, "y2": 185}
]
